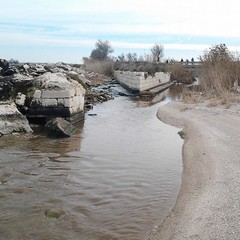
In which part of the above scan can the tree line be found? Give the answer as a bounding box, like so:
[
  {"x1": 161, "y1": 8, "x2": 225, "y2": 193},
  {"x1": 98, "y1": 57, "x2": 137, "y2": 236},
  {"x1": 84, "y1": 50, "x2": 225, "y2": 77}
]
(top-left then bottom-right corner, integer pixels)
[{"x1": 87, "y1": 40, "x2": 164, "y2": 63}]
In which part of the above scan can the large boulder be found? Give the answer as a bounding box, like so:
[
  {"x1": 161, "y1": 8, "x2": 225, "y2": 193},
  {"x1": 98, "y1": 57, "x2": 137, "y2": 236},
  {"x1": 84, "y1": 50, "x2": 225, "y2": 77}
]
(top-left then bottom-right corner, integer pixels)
[
  {"x1": 0, "y1": 101, "x2": 32, "y2": 135},
  {"x1": 0, "y1": 59, "x2": 9, "y2": 72},
  {"x1": 3, "y1": 68, "x2": 15, "y2": 76},
  {"x1": 28, "y1": 73, "x2": 86, "y2": 123},
  {"x1": 44, "y1": 117, "x2": 76, "y2": 138},
  {"x1": 0, "y1": 76, "x2": 13, "y2": 100}
]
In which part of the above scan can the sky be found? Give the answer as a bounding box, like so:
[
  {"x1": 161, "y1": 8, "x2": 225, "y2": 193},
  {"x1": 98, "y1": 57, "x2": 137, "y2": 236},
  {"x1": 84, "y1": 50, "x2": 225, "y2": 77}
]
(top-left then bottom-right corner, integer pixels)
[{"x1": 1, "y1": 0, "x2": 240, "y2": 63}]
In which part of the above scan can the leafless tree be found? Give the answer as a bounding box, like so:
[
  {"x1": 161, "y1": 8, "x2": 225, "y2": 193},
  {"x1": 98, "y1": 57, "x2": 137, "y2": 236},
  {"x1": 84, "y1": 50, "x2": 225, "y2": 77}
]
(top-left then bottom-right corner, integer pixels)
[{"x1": 151, "y1": 44, "x2": 164, "y2": 62}]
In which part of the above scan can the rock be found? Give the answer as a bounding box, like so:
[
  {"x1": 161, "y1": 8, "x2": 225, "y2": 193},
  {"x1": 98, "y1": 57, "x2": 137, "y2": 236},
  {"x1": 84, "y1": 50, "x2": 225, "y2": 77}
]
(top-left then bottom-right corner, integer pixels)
[
  {"x1": 0, "y1": 59, "x2": 9, "y2": 71},
  {"x1": 0, "y1": 77, "x2": 13, "y2": 100},
  {"x1": 44, "y1": 117, "x2": 76, "y2": 138},
  {"x1": 15, "y1": 92, "x2": 26, "y2": 106},
  {"x1": 23, "y1": 64, "x2": 30, "y2": 71},
  {"x1": 12, "y1": 73, "x2": 34, "y2": 82},
  {"x1": 44, "y1": 208, "x2": 65, "y2": 219},
  {"x1": 85, "y1": 103, "x2": 93, "y2": 110},
  {"x1": 28, "y1": 73, "x2": 85, "y2": 123},
  {"x1": 0, "y1": 101, "x2": 32, "y2": 135},
  {"x1": 35, "y1": 64, "x2": 46, "y2": 74},
  {"x1": 55, "y1": 62, "x2": 72, "y2": 71},
  {"x1": 4, "y1": 68, "x2": 15, "y2": 76},
  {"x1": 35, "y1": 72, "x2": 75, "y2": 90},
  {"x1": 15, "y1": 93, "x2": 28, "y2": 113}
]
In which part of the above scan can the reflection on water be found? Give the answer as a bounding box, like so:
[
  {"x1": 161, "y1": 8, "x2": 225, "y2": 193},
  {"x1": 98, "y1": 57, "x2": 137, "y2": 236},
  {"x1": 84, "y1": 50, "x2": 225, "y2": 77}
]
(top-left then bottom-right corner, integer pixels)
[
  {"x1": 135, "y1": 84, "x2": 183, "y2": 107},
  {"x1": 0, "y1": 86, "x2": 183, "y2": 240},
  {"x1": 167, "y1": 84, "x2": 184, "y2": 102}
]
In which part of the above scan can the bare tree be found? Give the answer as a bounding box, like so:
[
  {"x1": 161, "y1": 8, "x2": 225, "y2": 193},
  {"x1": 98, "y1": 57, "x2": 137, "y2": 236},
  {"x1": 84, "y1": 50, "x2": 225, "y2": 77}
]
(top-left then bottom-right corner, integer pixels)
[
  {"x1": 151, "y1": 44, "x2": 164, "y2": 62},
  {"x1": 126, "y1": 53, "x2": 137, "y2": 62},
  {"x1": 199, "y1": 43, "x2": 232, "y2": 63},
  {"x1": 90, "y1": 40, "x2": 113, "y2": 60},
  {"x1": 117, "y1": 53, "x2": 126, "y2": 62}
]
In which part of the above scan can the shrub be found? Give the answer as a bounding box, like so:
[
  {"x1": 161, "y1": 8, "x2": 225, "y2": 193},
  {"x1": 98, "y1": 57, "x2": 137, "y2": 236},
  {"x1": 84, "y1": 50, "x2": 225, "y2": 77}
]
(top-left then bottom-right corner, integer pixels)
[
  {"x1": 167, "y1": 63, "x2": 194, "y2": 84},
  {"x1": 83, "y1": 59, "x2": 114, "y2": 77},
  {"x1": 114, "y1": 61, "x2": 166, "y2": 75},
  {"x1": 199, "y1": 44, "x2": 240, "y2": 97}
]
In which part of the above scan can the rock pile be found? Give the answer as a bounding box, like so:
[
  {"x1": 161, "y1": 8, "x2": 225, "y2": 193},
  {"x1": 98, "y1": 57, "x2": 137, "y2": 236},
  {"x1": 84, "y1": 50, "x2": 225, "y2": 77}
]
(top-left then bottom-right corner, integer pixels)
[{"x1": 0, "y1": 59, "x2": 116, "y2": 137}]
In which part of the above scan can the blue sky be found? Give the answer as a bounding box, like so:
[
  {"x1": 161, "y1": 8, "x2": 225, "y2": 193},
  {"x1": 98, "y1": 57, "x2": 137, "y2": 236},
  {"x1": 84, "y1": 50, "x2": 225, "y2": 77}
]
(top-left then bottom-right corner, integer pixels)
[{"x1": 1, "y1": 0, "x2": 240, "y2": 63}]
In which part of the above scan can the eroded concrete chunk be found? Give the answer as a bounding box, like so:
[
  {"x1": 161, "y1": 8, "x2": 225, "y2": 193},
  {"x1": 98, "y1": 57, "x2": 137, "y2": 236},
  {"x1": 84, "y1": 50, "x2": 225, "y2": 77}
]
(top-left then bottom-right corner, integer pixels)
[{"x1": 28, "y1": 73, "x2": 85, "y2": 123}]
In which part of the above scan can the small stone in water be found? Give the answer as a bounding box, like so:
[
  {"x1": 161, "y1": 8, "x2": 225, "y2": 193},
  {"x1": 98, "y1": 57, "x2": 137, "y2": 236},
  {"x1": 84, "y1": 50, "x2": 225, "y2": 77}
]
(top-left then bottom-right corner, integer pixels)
[{"x1": 44, "y1": 208, "x2": 65, "y2": 219}]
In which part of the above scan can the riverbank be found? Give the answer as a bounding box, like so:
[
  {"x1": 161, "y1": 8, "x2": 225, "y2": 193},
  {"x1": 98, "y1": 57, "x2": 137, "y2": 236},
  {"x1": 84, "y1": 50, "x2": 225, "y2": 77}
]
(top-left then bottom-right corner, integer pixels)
[{"x1": 150, "y1": 101, "x2": 240, "y2": 239}]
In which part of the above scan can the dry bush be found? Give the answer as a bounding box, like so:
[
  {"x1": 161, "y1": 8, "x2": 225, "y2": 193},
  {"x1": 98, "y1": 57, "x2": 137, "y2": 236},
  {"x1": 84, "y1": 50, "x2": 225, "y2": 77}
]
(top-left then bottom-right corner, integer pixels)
[
  {"x1": 167, "y1": 63, "x2": 194, "y2": 84},
  {"x1": 199, "y1": 44, "x2": 240, "y2": 98},
  {"x1": 181, "y1": 88, "x2": 202, "y2": 103},
  {"x1": 83, "y1": 59, "x2": 114, "y2": 76},
  {"x1": 114, "y1": 61, "x2": 166, "y2": 75},
  {"x1": 200, "y1": 60, "x2": 240, "y2": 96},
  {"x1": 206, "y1": 92, "x2": 240, "y2": 108}
]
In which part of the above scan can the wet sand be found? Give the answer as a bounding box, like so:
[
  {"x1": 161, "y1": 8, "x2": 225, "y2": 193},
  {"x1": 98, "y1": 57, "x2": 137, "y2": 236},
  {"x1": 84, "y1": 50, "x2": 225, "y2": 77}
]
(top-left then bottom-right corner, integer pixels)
[{"x1": 148, "y1": 101, "x2": 240, "y2": 240}]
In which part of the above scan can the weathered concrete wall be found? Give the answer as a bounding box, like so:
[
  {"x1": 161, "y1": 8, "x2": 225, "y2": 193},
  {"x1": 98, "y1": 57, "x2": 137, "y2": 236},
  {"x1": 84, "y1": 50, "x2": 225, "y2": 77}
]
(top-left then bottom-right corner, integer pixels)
[{"x1": 114, "y1": 70, "x2": 170, "y2": 92}]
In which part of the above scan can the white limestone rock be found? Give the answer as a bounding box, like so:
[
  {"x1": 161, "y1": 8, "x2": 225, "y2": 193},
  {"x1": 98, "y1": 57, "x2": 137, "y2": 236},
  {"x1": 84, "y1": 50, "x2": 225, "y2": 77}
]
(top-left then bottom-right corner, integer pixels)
[
  {"x1": 15, "y1": 93, "x2": 26, "y2": 106},
  {"x1": 0, "y1": 101, "x2": 32, "y2": 135}
]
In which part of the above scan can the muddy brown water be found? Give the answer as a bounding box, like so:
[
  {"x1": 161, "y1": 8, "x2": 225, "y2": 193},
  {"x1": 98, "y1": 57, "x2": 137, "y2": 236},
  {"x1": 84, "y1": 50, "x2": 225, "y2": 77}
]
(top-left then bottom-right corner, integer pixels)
[{"x1": 0, "y1": 87, "x2": 183, "y2": 240}]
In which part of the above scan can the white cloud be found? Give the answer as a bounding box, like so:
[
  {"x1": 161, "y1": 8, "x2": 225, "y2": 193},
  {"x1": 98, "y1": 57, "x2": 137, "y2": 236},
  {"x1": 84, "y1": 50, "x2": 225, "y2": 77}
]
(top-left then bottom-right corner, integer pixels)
[
  {"x1": 2, "y1": 0, "x2": 240, "y2": 62},
  {"x1": 3, "y1": 0, "x2": 240, "y2": 38}
]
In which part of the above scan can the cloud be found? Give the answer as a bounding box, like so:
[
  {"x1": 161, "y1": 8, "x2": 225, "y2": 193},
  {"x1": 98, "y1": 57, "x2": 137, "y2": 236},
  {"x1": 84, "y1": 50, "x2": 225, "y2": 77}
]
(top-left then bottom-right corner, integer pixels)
[{"x1": 1, "y1": 0, "x2": 240, "y2": 62}]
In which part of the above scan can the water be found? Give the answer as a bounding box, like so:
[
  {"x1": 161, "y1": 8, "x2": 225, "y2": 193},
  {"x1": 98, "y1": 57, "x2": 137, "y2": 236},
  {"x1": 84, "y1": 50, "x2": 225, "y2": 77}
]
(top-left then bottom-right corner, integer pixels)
[{"x1": 0, "y1": 86, "x2": 183, "y2": 240}]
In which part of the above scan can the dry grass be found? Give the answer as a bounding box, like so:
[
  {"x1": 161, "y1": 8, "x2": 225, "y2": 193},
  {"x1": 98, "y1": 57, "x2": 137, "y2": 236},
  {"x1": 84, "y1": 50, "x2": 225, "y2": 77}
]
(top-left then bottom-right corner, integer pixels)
[
  {"x1": 199, "y1": 44, "x2": 240, "y2": 98},
  {"x1": 166, "y1": 63, "x2": 194, "y2": 84},
  {"x1": 182, "y1": 45, "x2": 240, "y2": 106},
  {"x1": 206, "y1": 92, "x2": 240, "y2": 108},
  {"x1": 182, "y1": 88, "x2": 202, "y2": 103},
  {"x1": 84, "y1": 59, "x2": 114, "y2": 76},
  {"x1": 114, "y1": 61, "x2": 166, "y2": 75},
  {"x1": 200, "y1": 60, "x2": 240, "y2": 96}
]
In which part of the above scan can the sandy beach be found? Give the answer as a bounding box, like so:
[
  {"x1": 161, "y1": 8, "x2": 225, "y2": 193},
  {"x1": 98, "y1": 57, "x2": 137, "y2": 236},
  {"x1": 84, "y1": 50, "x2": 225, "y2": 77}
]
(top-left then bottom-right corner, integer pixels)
[{"x1": 148, "y1": 101, "x2": 240, "y2": 240}]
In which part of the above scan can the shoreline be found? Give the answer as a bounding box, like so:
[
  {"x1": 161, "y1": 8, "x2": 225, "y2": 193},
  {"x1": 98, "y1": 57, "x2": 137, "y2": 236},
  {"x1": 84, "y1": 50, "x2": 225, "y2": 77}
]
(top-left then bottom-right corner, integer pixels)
[{"x1": 148, "y1": 101, "x2": 240, "y2": 240}]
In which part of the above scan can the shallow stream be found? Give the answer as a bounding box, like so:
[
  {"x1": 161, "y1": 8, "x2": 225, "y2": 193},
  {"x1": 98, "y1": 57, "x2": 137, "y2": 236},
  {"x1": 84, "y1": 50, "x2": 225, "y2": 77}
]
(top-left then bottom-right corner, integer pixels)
[{"x1": 0, "y1": 85, "x2": 183, "y2": 240}]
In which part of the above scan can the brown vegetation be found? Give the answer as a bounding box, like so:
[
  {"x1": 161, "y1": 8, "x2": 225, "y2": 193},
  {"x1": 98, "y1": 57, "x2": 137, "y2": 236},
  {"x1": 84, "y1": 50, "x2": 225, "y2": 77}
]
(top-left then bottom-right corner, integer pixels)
[
  {"x1": 182, "y1": 44, "x2": 240, "y2": 105},
  {"x1": 166, "y1": 63, "x2": 195, "y2": 84},
  {"x1": 199, "y1": 44, "x2": 240, "y2": 97},
  {"x1": 83, "y1": 58, "x2": 114, "y2": 77},
  {"x1": 114, "y1": 61, "x2": 166, "y2": 75}
]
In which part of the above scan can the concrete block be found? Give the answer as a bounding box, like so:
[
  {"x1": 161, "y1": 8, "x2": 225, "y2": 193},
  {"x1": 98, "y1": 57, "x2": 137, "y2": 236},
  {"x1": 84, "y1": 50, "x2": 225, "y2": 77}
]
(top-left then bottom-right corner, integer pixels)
[
  {"x1": 42, "y1": 89, "x2": 76, "y2": 99},
  {"x1": 64, "y1": 98, "x2": 74, "y2": 108},
  {"x1": 75, "y1": 87, "x2": 84, "y2": 96},
  {"x1": 57, "y1": 98, "x2": 64, "y2": 106},
  {"x1": 69, "y1": 89, "x2": 75, "y2": 97},
  {"x1": 41, "y1": 99, "x2": 58, "y2": 107},
  {"x1": 69, "y1": 105, "x2": 85, "y2": 115},
  {"x1": 42, "y1": 90, "x2": 69, "y2": 99},
  {"x1": 72, "y1": 96, "x2": 81, "y2": 108}
]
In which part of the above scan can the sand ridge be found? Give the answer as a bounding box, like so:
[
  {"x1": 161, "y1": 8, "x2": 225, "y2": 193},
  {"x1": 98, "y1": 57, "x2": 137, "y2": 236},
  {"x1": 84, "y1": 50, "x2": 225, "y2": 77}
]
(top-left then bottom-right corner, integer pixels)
[{"x1": 147, "y1": 101, "x2": 240, "y2": 240}]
